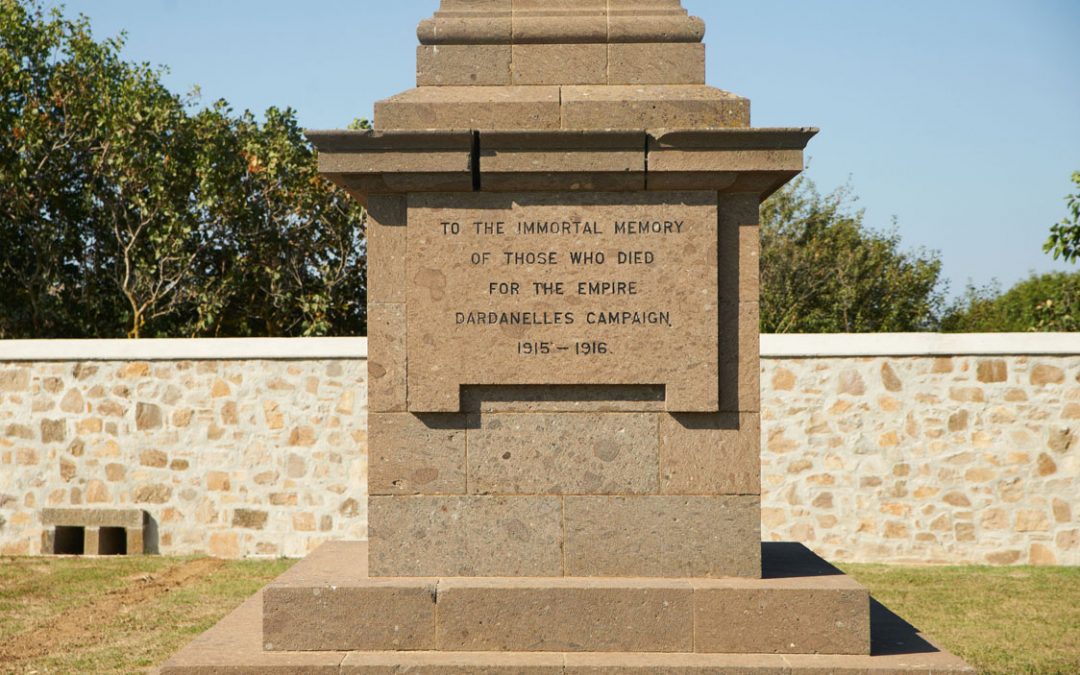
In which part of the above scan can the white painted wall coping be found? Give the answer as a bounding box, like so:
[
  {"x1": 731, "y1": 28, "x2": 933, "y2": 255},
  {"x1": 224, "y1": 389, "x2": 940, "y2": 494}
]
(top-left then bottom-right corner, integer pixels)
[
  {"x1": 761, "y1": 333, "x2": 1080, "y2": 357},
  {"x1": 0, "y1": 337, "x2": 367, "y2": 361},
  {"x1": 0, "y1": 334, "x2": 1077, "y2": 361}
]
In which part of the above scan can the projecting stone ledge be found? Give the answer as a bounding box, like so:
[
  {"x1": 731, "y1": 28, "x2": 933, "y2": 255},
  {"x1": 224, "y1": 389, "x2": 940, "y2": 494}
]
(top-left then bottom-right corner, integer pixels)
[
  {"x1": 306, "y1": 127, "x2": 817, "y2": 201},
  {"x1": 416, "y1": 0, "x2": 706, "y2": 46}
]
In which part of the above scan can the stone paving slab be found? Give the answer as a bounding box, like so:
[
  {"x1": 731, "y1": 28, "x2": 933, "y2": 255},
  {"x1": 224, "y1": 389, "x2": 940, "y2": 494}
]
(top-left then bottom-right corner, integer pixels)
[{"x1": 163, "y1": 540, "x2": 973, "y2": 674}]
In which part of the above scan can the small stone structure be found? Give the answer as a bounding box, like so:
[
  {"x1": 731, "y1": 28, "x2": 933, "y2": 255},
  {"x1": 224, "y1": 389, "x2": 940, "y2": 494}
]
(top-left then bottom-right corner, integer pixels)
[
  {"x1": 41, "y1": 507, "x2": 146, "y2": 555},
  {"x1": 161, "y1": 2, "x2": 971, "y2": 672}
]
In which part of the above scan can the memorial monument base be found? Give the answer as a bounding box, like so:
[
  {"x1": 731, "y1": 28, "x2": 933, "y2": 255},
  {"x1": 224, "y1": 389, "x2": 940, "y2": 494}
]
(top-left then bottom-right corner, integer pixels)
[{"x1": 160, "y1": 541, "x2": 974, "y2": 675}]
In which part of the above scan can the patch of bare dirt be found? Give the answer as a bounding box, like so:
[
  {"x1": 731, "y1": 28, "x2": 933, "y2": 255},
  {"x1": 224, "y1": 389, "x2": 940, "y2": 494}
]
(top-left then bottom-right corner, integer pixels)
[{"x1": 0, "y1": 557, "x2": 225, "y2": 668}]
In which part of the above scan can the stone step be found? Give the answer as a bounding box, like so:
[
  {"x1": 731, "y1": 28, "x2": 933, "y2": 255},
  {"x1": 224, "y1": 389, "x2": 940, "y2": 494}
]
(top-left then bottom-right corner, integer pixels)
[
  {"x1": 260, "y1": 541, "x2": 870, "y2": 656},
  {"x1": 160, "y1": 591, "x2": 974, "y2": 674}
]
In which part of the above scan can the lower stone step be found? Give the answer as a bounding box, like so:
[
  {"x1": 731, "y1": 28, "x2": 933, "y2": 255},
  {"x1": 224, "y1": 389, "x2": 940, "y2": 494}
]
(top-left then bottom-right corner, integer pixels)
[
  {"x1": 159, "y1": 592, "x2": 975, "y2": 674},
  {"x1": 262, "y1": 541, "x2": 870, "y2": 656}
]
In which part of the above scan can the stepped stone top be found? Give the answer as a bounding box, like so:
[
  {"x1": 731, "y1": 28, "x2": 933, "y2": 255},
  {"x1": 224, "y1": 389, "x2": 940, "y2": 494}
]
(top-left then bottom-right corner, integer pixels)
[
  {"x1": 365, "y1": 0, "x2": 764, "y2": 131},
  {"x1": 418, "y1": 0, "x2": 705, "y2": 45}
]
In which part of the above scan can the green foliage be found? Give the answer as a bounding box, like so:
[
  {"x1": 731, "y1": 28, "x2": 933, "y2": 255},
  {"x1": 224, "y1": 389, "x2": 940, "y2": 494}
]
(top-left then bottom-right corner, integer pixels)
[
  {"x1": 0, "y1": 0, "x2": 366, "y2": 338},
  {"x1": 760, "y1": 176, "x2": 944, "y2": 333},
  {"x1": 1044, "y1": 171, "x2": 1080, "y2": 264},
  {"x1": 941, "y1": 271, "x2": 1080, "y2": 332}
]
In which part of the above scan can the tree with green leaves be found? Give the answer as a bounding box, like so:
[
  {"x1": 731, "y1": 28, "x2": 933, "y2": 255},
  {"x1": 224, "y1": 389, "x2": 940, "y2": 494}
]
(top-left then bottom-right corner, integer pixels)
[
  {"x1": 0, "y1": 0, "x2": 366, "y2": 338},
  {"x1": 1044, "y1": 171, "x2": 1080, "y2": 264},
  {"x1": 759, "y1": 176, "x2": 944, "y2": 333},
  {"x1": 941, "y1": 272, "x2": 1080, "y2": 333}
]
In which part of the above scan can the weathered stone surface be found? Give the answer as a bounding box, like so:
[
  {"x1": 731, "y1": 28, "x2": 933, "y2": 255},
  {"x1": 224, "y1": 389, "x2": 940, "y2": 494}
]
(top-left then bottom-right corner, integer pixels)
[
  {"x1": 265, "y1": 556, "x2": 436, "y2": 651},
  {"x1": 719, "y1": 302, "x2": 760, "y2": 412},
  {"x1": 375, "y1": 86, "x2": 561, "y2": 131},
  {"x1": 478, "y1": 131, "x2": 646, "y2": 192},
  {"x1": 417, "y1": 45, "x2": 511, "y2": 86},
  {"x1": 135, "y1": 402, "x2": 162, "y2": 430},
  {"x1": 367, "y1": 303, "x2": 407, "y2": 412},
  {"x1": 369, "y1": 495, "x2": 562, "y2": 576},
  {"x1": 365, "y1": 195, "x2": 407, "y2": 303},
  {"x1": 405, "y1": 191, "x2": 719, "y2": 413},
  {"x1": 659, "y1": 412, "x2": 759, "y2": 495},
  {"x1": 437, "y1": 577, "x2": 694, "y2": 652},
  {"x1": 41, "y1": 507, "x2": 143, "y2": 528},
  {"x1": 718, "y1": 194, "x2": 761, "y2": 304},
  {"x1": 608, "y1": 43, "x2": 704, "y2": 85},
  {"x1": 562, "y1": 85, "x2": 749, "y2": 130},
  {"x1": 564, "y1": 495, "x2": 760, "y2": 577},
  {"x1": 461, "y1": 384, "x2": 666, "y2": 412},
  {"x1": 467, "y1": 412, "x2": 658, "y2": 494},
  {"x1": 368, "y1": 413, "x2": 467, "y2": 495},
  {"x1": 511, "y1": 44, "x2": 606, "y2": 85}
]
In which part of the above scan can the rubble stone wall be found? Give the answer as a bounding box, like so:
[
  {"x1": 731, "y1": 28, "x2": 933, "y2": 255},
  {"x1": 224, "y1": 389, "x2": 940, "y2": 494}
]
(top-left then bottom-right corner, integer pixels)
[
  {"x1": 0, "y1": 339, "x2": 367, "y2": 558},
  {"x1": 1, "y1": 335, "x2": 1076, "y2": 564},
  {"x1": 760, "y1": 335, "x2": 1079, "y2": 566}
]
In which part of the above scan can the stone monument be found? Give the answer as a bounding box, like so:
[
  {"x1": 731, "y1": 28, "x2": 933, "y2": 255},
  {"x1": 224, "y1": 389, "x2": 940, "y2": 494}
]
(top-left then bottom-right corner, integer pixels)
[{"x1": 162, "y1": 2, "x2": 974, "y2": 672}]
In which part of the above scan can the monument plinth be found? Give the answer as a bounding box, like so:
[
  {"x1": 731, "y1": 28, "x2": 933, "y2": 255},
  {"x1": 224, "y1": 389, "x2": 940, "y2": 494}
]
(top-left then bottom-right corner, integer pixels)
[{"x1": 162, "y1": 2, "x2": 974, "y2": 672}]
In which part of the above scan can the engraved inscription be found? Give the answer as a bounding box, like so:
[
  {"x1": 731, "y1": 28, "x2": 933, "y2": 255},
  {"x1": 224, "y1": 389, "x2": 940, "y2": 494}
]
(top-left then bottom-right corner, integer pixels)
[{"x1": 406, "y1": 192, "x2": 719, "y2": 412}]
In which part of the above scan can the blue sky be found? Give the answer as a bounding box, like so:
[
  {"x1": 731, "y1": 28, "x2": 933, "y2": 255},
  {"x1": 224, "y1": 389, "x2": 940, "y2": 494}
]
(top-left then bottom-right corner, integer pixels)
[{"x1": 40, "y1": 0, "x2": 1080, "y2": 299}]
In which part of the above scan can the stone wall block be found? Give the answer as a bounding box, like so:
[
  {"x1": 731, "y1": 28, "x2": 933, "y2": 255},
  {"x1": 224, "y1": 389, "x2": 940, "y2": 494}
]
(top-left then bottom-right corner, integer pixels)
[
  {"x1": 417, "y1": 45, "x2": 511, "y2": 86},
  {"x1": 366, "y1": 195, "x2": 407, "y2": 303},
  {"x1": 367, "y1": 304, "x2": 407, "y2": 413},
  {"x1": 467, "y1": 412, "x2": 659, "y2": 495},
  {"x1": 369, "y1": 413, "x2": 467, "y2": 495},
  {"x1": 660, "y1": 412, "x2": 760, "y2": 495},
  {"x1": 607, "y1": 43, "x2": 705, "y2": 85},
  {"x1": 563, "y1": 495, "x2": 760, "y2": 577},
  {"x1": 369, "y1": 495, "x2": 562, "y2": 577},
  {"x1": 511, "y1": 44, "x2": 606, "y2": 85}
]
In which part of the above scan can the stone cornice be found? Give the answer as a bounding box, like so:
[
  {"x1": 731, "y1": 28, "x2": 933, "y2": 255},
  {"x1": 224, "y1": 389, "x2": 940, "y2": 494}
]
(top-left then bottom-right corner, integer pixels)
[
  {"x1": 418, "y1": 0, "x2": 704, "y2": 45},
  {"x1": 307, "y1": 127, "x2": 816, "y2": 201}
]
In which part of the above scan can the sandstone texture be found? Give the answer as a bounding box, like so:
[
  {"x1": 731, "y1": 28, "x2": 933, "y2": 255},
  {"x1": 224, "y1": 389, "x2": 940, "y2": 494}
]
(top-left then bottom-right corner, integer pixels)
[{"x1": 0, "y1": 359, "x2": 366, "y2": 557}]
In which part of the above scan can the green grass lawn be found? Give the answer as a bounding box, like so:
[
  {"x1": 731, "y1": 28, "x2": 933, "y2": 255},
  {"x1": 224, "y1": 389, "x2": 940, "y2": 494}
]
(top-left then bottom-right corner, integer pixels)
[
  {"x1": 0, "y1": 556, "x2": 1076, "y2": 674},
  {"x1": 841, "y1": 563, "x2": 1080, "y2": 675}
]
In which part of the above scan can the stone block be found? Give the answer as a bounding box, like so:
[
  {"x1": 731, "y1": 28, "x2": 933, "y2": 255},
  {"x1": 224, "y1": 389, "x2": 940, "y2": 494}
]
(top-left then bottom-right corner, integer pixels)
[
  {"x1": 311, "y1": 130, "x2": 474, "y2": 197},
  {"x1": 511, "y1": 44, "x2": 606, "y2": 85},
  {"x1": 466, "y1": 412, "x2": 659, "y2": 494},
  {"x1": 647, "y1": 129, "x2": 814, "y2": 193},
  {"x1": 460, "y1": 384, "x2": 666, "y2": 412},
  {"x1": 478, "y1": 130, "x2": 646, "y2": 192},
  {"x1": 342, "y1": 651, "x2": 563, "y2": 674},
  {"x1": 41, "y1": 507, "x2": 144, "y2": 528},
  {"x1": 694, "y1": 582, "x2": 869, "y2": 655},
  {"x1": 512, "y1": 4, "x2": 607, "y2": 45},
  {"x1": 369, "y1": 413, "x2": 467, "y2": 495},
  {"x1": 369, "y1": 496, "x2": 562, "y2": 576},
  {"x1": 564, "y1": 495, "x2": 760, "y2": 577},
  {"x1": 405, "y1": 191, "x2": 718, "y2": 413},
  {"x1": 264, "y1": 580, "x2": 436, "y2": 651},
  {"x1": 719, "y1": 302, "x2": 760, "y2": 413},
  {"x1": 718, "y1": 194, "x2": 761, "y2": 304},
  {"x1": 367, "y1": 303, "x2": 406, "y2": 413},
  {"x1": 126, "y1": 527, "x2": 145, "y2": 555},
  {"x1": 418, "y1": 4, "x2": 513, "y2": 47},
  {"x1": 83, "y1": 527, "x2": 99, "y2": 556},
  {"x1": 375, "y1": 86, "x2": 561, "y2": 131},
  {"x1": 659, "y1": 412, "x2": 760, "y2": 495},
  {"x1": 436, "y1": 577, "x2": 694, "y2": 652},
  {"x1": 561, "y1": 85, "x2": 749, "y2": 131},
  {"x1": 608, "y1": 43, "x2": 704, "y2": 85},
  {"x1": 417, "y1": 45, "x2": 511, "y2": 86},
  {"x1": 366, "y1": 194, "x2": 407, "y2": 303}
]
